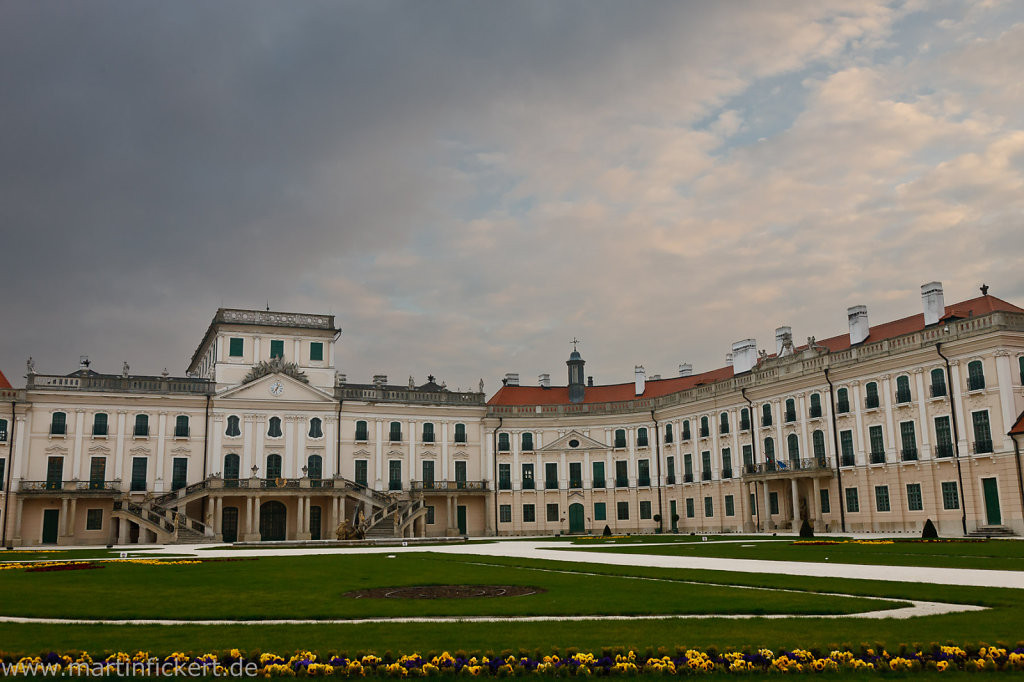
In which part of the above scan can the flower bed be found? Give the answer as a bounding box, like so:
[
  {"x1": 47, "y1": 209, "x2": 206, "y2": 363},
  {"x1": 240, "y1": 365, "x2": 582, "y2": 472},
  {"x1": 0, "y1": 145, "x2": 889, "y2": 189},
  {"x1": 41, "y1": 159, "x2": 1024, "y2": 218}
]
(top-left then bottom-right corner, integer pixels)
[{"x1": 2, "y1": 645, "x2": 1022, "y2": 676}]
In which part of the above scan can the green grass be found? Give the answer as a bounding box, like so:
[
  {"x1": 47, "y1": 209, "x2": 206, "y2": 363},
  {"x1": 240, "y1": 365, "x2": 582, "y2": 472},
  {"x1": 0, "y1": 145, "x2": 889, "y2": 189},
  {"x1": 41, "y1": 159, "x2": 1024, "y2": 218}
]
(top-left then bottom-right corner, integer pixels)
[
  {"x1": 568, "y1": 534, "x2": 811, "y2": 545},
  {"x1": 0, "y1": 548, "x2": 169, "y2": 562},
  {"x1": 0, "y1": 554, "x2": 891, "y2": 619},
  {"x1": 562, "y1": 537, "x2": 1024, "y2": 570}
]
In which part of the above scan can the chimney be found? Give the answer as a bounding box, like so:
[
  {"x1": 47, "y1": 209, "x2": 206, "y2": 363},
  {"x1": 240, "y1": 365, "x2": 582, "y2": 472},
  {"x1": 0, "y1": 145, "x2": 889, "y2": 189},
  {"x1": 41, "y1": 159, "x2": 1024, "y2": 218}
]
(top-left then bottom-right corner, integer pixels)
[
  {"x1": 731, "y1": 339, "x2": 758, "y2": 374},
  {"x1": 678, "y1": 363, "x2": 693, "y2": 377},
  {"x1": 725, "y1": 352, "x2": 734, "y2": 367},
  {"x1": 775, "y1": 326, "x2": 793, "y2": 357},
  {"x1": 504, "y1": 372, "x2": 520, "y2": 386},
  {"x1": 538, "y1": 373, "x2": 551, "y2": 388},
  {"x1": 587, "y1": 376, "x2": 594, "y2": 387},
  {"x1": 922, "y1": 281, "x2": 944, "y2": 326},
  {"x1": 848, "y1": 305, "x2": 869, "y2": 345},
  {"x1": 634, "y1": 365, "x2": 646, "y2": 396}
]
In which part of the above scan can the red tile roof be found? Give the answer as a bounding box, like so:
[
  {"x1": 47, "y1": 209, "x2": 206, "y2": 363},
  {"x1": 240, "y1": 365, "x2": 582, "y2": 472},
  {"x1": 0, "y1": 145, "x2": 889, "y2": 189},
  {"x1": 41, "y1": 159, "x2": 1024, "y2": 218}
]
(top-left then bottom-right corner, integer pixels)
[
  {"x1": 488, "y1": 294, "x2": 1024, "y2": 407},
  {"x1": 1010, "y1": 411, "x2": 1024, "y2": 437},
  {"x1": 0, "y1": 370, "x2": 11, "y2": 390}
]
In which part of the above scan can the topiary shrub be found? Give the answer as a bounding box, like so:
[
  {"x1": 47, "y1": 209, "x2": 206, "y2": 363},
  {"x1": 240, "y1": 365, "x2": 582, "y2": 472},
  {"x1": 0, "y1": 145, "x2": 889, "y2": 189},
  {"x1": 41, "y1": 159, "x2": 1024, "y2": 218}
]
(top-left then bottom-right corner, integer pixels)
[
  {"x1": 922, "y1": 518, "x2": 939, "y2": 539},
  {"x1": 602, "y1": 524, "x2": 612, "y2": 537},
  {"x1": 799, "y1": 519, "x2": 814, "y2": 538}
]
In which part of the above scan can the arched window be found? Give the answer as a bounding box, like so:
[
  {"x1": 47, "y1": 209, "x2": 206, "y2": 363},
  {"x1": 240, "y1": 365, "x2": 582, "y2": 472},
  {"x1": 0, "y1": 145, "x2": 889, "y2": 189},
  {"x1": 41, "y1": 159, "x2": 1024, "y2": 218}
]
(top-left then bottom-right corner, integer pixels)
[
  {"x1": 175, "y1": 415, "x2": 190, "y2": 438},
  {"x1": 764, "y1": 437, "x2": 775, "y2": 462},
  {"x1": 740, "y1": 408, "x2": 750, "y2": 430},
  {"x1": 267, "y1": 417, "x2": 282, "y2": 438},
  {"x1": 266, "y1": 454, "x2": 282, "y2": 480},
  {"x1": 498, "y1": 432, "x2": 510, "y2": 451},
  {"x1": 836, "y1": 388, "x2": 850, "y2": 413},
  {"x1": 930, "y1": 368, "x2": 946, "y2": 397},
  {"x1": 699, "y1": 416, "x2": 709, "y2": 438},
  {"x1": 784, "y1": 399, "x2": 796, "y2": 423},
  {"x1": 308, "y1": 418, "x2": 323, "y2": 439},
  {"x1": 521, "y1": 432, "x2": 534, "y2": 451},
  {"x1": 664, "y1": 423, "x2": 674, "y2": 443},
  {"x1": 637, "y1": 427, "x2": 649, "y2": 447},
  {"x1": 967, "y1": 360, "x2": 985, "y2": 391},
  {"x1": 865, "y1": 382, "x2": 880, "y2": 409},
  {"x1": 134, "y1": 414, "x2": 149, "y2": 437},
  {"x1": 355, "y1": 420, "x2": 368, "y2": 441},
  {"x1": 92, "y1": 413, "x2": 108, "y2": 436},
  {"x1": 388, "y1": 421, "x2": 402, "y2": 441},
  {"x1": 812, "y1": 430, "x2": 826, "y2": 460},
  {"x1": 224, "y1": 453, "x2": 240, "y2": 487},
  {"x1": 895, "y1": 375, "x2": 912, "y2": 403},
  {"x1": 50, "y1": 412, "x2": 67, "y2": 436},
  {"x1": 454, "y1": 423, "x2": 467, "y2": 443},
  {"x1": 682, "y1": 420, "x2": 691, "y2": 440},
  {"x1": 307, "y1": 454, "x2": 323, "y2": 480},
  {"x1": 421, "y1": 423, "x2": 435, "y2": 443},
  {"x1": 762, "y1": 404, "x2": 772, "y2": 427},
  {"x1": 787, "y1": 433, "x2": 800, "y2": 461},
  {"x1": 809, "y1": 393, "x2": 822, "y2": 418},
  {"x1": 225, "y1": 415, "x2": 241, "y2": 437},
  {"x1": 719, "y1": 412, "x2": 729, "y2": 434},
  {"x1": 614, "y1": 429, "x2": 626, "y2": 448}
]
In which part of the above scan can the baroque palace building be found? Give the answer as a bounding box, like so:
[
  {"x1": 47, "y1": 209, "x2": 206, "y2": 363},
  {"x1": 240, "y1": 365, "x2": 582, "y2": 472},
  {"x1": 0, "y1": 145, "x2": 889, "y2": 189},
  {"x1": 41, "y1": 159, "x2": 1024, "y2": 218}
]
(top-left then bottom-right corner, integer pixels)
[{"x1": 1, "y1": 282, "x2": 1023, "y2": 546}]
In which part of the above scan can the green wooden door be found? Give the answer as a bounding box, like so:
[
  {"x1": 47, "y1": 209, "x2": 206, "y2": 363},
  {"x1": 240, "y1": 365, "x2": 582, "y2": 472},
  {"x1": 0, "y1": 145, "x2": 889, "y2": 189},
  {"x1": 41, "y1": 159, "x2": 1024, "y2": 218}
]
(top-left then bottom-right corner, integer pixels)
[
  {"x1": 222, "y1": 507, "x2": 238, "y2": 543},
  {"x1": 457, "y1": 505, "x2": 467, "y2": 535},
  {"x1": 309, "y1": 505, "x2": 322, "y2": 540},
  {"x1": 568, "y1": 503, "x2": 585, "y2": 534},
  {"x1": 42, "y1": 509, "x2": 59, "y2": 544},
  {"x1": 260, "y1": 501, "x2": 287, "y2": 541},
  {"x1": 670, "y1": 500, "x2": 678, "y2": 532},
  {"x1": 982, "y1": 478, "x2": 1001, "y2": 525}
]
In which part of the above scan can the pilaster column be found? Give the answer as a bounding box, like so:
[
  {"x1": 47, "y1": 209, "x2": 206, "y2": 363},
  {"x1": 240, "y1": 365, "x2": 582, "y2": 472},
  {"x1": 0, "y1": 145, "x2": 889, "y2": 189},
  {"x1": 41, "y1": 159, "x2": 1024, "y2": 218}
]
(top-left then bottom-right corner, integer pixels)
[
  {"x1": 72, "y1": 410, "x2": 85, "y2": 479},
  {"x1": 790, "y1": 478, "x2": 800, "y2": 530}
]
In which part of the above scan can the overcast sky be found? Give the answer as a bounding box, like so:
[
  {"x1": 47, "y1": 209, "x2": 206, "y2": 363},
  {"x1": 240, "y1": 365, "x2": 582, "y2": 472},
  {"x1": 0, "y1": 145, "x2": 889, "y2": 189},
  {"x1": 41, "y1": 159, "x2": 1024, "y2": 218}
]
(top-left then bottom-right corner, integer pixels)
[{"x1": 2, "y1": 1, "x2": 1023, "y2": 393}]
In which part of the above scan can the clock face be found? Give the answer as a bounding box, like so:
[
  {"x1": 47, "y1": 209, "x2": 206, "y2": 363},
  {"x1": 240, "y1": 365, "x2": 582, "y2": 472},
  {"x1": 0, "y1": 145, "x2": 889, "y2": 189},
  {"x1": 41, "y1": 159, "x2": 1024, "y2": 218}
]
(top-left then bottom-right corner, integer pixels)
[{"x1": 269, "y1": 381, "x2": 284, "y2": 396}]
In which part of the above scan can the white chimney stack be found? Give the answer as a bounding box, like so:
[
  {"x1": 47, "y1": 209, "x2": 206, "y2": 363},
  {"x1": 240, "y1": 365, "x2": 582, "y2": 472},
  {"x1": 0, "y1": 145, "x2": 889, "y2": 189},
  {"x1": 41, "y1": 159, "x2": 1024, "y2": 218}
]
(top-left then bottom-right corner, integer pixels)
[
  {"x1": 538, "y1": 373, "x2": 551, "y2": 388},
  {"x1": 650, "y1": 374, "x2": 661, "y2": 380},
  {"x1": 731, "y1": 339, "x2": 758, "y2": 374},
  {"x1": 922, "y1": 281, "x2": 945, "y2": 326},
  {"x1": 634, "y1": 365, "x2": 646, "y2": 396},
  {"x1": 775, "y1": 326, "x2": 793, "y2": 357},
  {"x1": 848, "y1": 305, "x2": 869, "y2": 345},
  {"x1": 725, "y1": 352, "x2": 734, "y2": 367},
  {"x1": 504, "y1": 372, "x2": 520, "y2": 386},
  {"x1": 678, "y1": 363, "x2": 692, "y2": 377}
]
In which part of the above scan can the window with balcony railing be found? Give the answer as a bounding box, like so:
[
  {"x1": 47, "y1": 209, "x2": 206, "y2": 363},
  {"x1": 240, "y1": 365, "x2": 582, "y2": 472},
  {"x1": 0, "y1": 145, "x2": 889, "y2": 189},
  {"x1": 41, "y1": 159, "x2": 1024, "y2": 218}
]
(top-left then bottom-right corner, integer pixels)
[
  {"x1": 841, "y1": 454, "x2": 855, "y2": 467},
  {"x1": 591, "y1": 461, "x2": 604, "y2": 489},
  {"x1": 666, "y1": 474, "x2": 676, "y2": 484},
  {"x1": 701, "y1": 470, "x2": 712, "y2": 481},
  {"x1": 699, "y1": 419, "x2": 709, "y2": 438},
  {"x1": 388, "y1": 422, "x2": 402, "y2": 442},
  {"x1": 865, "y1": 395, "x2": 880, "y2": 409},
  {"x1": 522, "y1": 464, "x2": 534, "y2": 489},
  {"x1": 930, "y1": 368, "x2": 946, "y2": 397},
  {"x1": 545, "y1": 463, "x2": 558, "y2": 489},
  {"x1": 973, "y1": 440, "x2": 993, "y2": 454},
  {"x1": 721, "y1": 468, "x2": 732, "y2": 479},
  {"x1": 422, "y1": 423, "x2": 435, "y2": 443},
  {"x1": 809, "y1": 405, "x2": 822, "y2": 418},
  {"x1": 719, "y1": 413, "x2": 729, "y2": 435},
  {"x1": 740, "y1": 416, "x2": 751, "y2": 431},
  {"x1": 934, "y1": 443, "x2": 953, "y2": 458},
  {"x1": 664, "y1": 424, "x2": 673, "y2": 443},
  {"x1": 762, "y1": 414, "x2": 772, "y2": 427},
  {"x1": 972, "y1": 411, "x2": 992, "y2": 454},
  {"x1": 682, "y1": 422, "x2": 691, "y2": 441},
  {"x1": 498, "y1": 463, "x2": 511, "y2": 490},
  {"x1": 521, "y1": 432, "x2": 534, "y2": 451},
  {"x1": 901, "y1": 448, "x2": 918, "y2": 461},
  {"x1": 615, "y1": 475, "x2": 629, "y2": 488},
  {"x1": 895, "y1": 376, "x2": 912, "y2": 404},
  {"x1": 498, "y1": 433, "x2": 510, "y2": 452},
  {"x1": 683, "y1": 472, "x2": 693, "y2": 483},
  {"x1": 870, "y1": 451, "x2": 886, "y2": 464},
  {"x1": 637, "y1": 476, "x2": 650, "y2": 487}
]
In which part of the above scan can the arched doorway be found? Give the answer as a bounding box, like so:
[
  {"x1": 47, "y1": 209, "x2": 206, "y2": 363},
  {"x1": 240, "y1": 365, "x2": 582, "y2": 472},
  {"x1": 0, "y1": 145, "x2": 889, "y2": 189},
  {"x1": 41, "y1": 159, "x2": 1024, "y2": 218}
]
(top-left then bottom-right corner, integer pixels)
[
  {"x1": 568, "y1": 503, "x2": 585, "y2": 534},
  {"x1": 260, "y1": 501, "x2": 287, "y2": 541}
]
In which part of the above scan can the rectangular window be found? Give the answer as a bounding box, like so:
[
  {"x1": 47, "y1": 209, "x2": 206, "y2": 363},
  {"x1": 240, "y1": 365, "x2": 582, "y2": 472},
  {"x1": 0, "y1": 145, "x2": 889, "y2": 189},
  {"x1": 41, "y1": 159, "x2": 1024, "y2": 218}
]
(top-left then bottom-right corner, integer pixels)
[
  {"x1": 388, "y1": 460, "x2": 402, "y2": 490},
  {"x1": 685, "y1": 498, "x2": 695, "y2": 518},
  {"x1": 592, "y1": 461, "x2": 604, "y2": 488},
  {"x1": 455, "y1": 461, "x2": 467, "y2": 486},
  {"x1": 0, "y1": 458, "x2": 4, "y2": 490},
  {"x1": 546, "y1": 503, "x2": 559, "y2": 522},
  {"x1": 875, "y1": 485, "x2": 891, "y2": 512},
  {"x1": 522, "y1": 463, "x2": 535, "y2": 489},
  {"x1": 92, "y1": 413, "x2": 108, "y2": 436},
  {"x1": 45, "y1": 456, "x2": 63, "y2": 489},
  {"x1": 934, "y1": 416, "x2": 953, "y2": 457},
  {"x1": 704, "y1": 496, "x2": 714, "y2": 518},
  {"x1": 354, "y1": 460, "x2": 368, "y2": 486},
  {"x1": 900, "y1": 421, "x2": 918, "y2": 460},
  {"x1": 769, "y1": 491, "x2": 779, "y2": 515},
  {"x1": 134, "y1": 414, "x2": 149, "y2": 437},
  {"x1": 869, "y1": 425, "x2": 885, "y2": 463},
  {"x1": 819, "y1": 488, "x2": 830, "y2": 514},
  {"x1": 389, "y1": 422, "x2": 402, "y2": 442},
  {"x1": 593, "y1": 502, "x2": 607, "y2": 521},
  {"x1": 454, "y1": 423, "x2": 467, "y2": 443},
  {"x1": 521, "y1": 432, "x2": 534, "y2": 451},
  {"x1": 840, "y1": 430, "x2": 855, "y2": 466},
  {"x1": 0, "y1": 419, "x2": 6, "y2": 443},
  {"x1": 845, "y1": 487, "x2": 860, "y2": 513},
  {"x1": 523, "y1": 504, "x2": 536, "y2": 523},
  {"x1": 972, "y1": 411, "x2": 993, "y2": 453},
  {"x1": 172, "y1": 458, "x2": 188, "y2": 490},
  {"x1": 130, "y1": 457, "x2": 147, "y2": 492},
  {"x1": 615, "y1": 460, "x2": 628, "y2": 487},
  {"x1": 617, "y1": 501, "x2": 629, "y2": 521},
  {"x1": 499, "y1": 504, "x2": 512, "y2": 523},
  {"x1": 666, "y1": 456, "x2": 675, "y2": 484},
  {"x1": 310, "y1": 342, "x2": 324, "y2": 362},
  {"x1": 683, "y1": 453, "x2": 693, "y2": 479},
  {"x1": 941, "y1": 481, "x2": 960, "y2": 509},
  {"x1": 89, "y1": 457, "x2": 106, "y2": 489},
  {"x1": 355, "y1": 421, "x2": 368, "y2": 441},
  {"x1": 701, "y1": 451, "x2": 712, "y2": 481},
  {"x1": 421, "y1": 460, "x2": 435, "y2": 487},
  {"x1": 426, "y1": 505, "x2": 435, "y2": 524},
  {"x1": 742, "y1": 444, "x2": 753, "y2": 472},
  {"x1": 545, "y1": 462, "x2": 558, "y2": 489},
  {"x1": 50, "y1": 412, "x2": 66, "y2": 436},
  {"x1": 639, "y1": 500, "x2": 652, "y2": 519},
  {"x1": 174, "y1": 415, "x2": 190, "y2": 438},
  {"x1": 85, "y1": 509, "x2": 103, "y2": 531},
  {"x1": 721, "y1": 448, "x2": 732, "y2": 479},
  {"x1": 270, "y1": 339, "x2": 284, "y2": 359},
  {"x1": 637, "y1": 459, "x2": 650, "y2": 487},
  {"x1": 498, "y1": 463, "x2": 511, "y2": 490},
  {"x1": 229, "y1": 337, "x2": 244, "y2": 357},
  {"x1": 569, "y1": 462, "x2": 582, "y2": 488},
  {"x1": 906, "y1": 483, "x2": 923, "y2": 511},
  {"x1": 724, "y1": 495, "x2": 735, "y2": 517}
]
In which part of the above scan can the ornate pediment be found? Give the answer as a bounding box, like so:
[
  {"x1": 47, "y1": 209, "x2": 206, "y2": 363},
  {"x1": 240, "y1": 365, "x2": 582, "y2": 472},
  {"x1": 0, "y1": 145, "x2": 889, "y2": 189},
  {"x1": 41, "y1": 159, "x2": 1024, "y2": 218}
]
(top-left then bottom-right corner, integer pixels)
[
  {"x1": 539, "y1": 430, "x2": 608, "y2": 452},
  {"x1": 129, "y1": 446, "x2": 151, "y2": 456},
  {"x1": 44, "y1": 444, "x2": 68, "y2": 456},
  {"x1": 453, "y1": 450, "x2": 469, "y2": 460},
  {"x1": 242, "y1": 358, "x2": 309, "y2": 385},
  {"x1": 87, "y1": 444, "x2": 111, "y2": 455},
  {"x1": 352, "y1": 448, "x2": 371, "y2": 457},
  {"x1": 170, "y1": 446, "x2": 191, "y2": 455}
]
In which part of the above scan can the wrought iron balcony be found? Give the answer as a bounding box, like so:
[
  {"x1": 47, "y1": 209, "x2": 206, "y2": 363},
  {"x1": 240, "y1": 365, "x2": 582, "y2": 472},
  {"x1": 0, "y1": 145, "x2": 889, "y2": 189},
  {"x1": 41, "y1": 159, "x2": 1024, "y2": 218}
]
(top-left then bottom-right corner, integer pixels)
[
  {"x1": 592, "y1": 478, "x2": 605, "y2": 489},
  {"x1": 615, "y1": 476, "x2": 629, "y2": 488},
  {"x1": 870, "y1": 451, "x2": 886, "y2": 464},
  {"x1": 683, "y1": 473, "x2": 694, "y2": 483},
  {"x1": 865, "y1": 396, "x2": 880, "y2": 409},
  {"x1": 20, "y1": 480, "x2": 120, "y2": 494},
  {"x1": 934, "y1": 443, "x2": 953, "y2": 458},
  {"x1": 637, "y1": 476, "x2": 651, "y2": 487},
  {"x1": 973, "y1": 440, "x2": 993, "y2": 454},
  {"x1": 809, "y1": 406, "x2": 822, "y2": 419},
  {"x1": 967, "y1": 377, "x2": 985, "y2": 391},
  {"x1": 721, "y1": 468, "x2": 733, "y2": 479},
  {"x1": 930, "y1": 384, "x2": 946, "y2": 398},
  {"x1": 901, "y1": 448, "x2": 918, "y2": 461},
  {"x1": 742, "y1": 458, "x2": 833, "y2": 476},
  {"x1": 841, "y1": 454, "x2": 855, "y2": 467},
  {"x1": 410, "y1": 480, "x2": 488, "y2": 491},
  {"x1": 701, "y1": 471, "x2": 712, "y2": 481}
]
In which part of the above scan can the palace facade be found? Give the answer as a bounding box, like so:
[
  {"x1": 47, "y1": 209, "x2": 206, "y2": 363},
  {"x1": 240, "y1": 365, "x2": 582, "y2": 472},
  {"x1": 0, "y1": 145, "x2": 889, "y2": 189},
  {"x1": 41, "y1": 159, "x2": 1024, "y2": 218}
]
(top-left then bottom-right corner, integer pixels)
[{"x1": 1, "y1": 282, "x2": 1023, "y2": 545}]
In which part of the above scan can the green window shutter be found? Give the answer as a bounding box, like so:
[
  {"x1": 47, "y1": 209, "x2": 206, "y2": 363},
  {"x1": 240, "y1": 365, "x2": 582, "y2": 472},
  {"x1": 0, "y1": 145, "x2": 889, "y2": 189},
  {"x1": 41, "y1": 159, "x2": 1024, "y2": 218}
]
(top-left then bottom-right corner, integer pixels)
[
  {"x1": 704, "y1": 496, "x2": 713, "y2": 518},
  {"x1": 592, "y1": 461, "x2": 604, "y2": 488},
  {"x1": 355, "y1": 460, "x2": 368, "y2": 486},
  {"x1": 0, "y1": 419, "x2": 6, "y2": 443},
  {"x1": 934, "y1": 416, "x2": 952, "y2": 457},
  {"x1": 310, "y1": 342, "x2": 324, "y2": 362},
  {"x1": 819, "y1": 488, "x2": 831, "y2": 514},
  {"x1": 229, "y1": 338, "x2": 244, "y2": 357},
  {"x1": 522, "y1": 504, "x2": 535, "y2": 522},
  {"x1": 270, "y1": 339, "x2": 285, "y2": 359},
  {"x1": 686, "y1": 498, "x2": 694, "y2": 518},
  {"x1": 593, "y1": 503, "x2": 606, "y2": 521},
  {"x1": 131, "y1": 457, "x2": 148, "y2": 491},
  {"x1": 724, "y1": 495, "x2": 734, "y2": 517}
]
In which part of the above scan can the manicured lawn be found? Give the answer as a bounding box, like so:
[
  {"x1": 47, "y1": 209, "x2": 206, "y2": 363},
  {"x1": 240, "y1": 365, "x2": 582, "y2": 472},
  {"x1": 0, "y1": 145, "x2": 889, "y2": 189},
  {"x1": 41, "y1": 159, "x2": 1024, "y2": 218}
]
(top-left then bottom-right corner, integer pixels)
[
  {"x1": 0, "y1": 554, "x2": 890, "y2": 619},
  {"x1": 563, "y1": 537, "x2": 1024, "y2": 570},
  {"x1": 0, "y1": 548, "x2": 169, "y2": 562}
]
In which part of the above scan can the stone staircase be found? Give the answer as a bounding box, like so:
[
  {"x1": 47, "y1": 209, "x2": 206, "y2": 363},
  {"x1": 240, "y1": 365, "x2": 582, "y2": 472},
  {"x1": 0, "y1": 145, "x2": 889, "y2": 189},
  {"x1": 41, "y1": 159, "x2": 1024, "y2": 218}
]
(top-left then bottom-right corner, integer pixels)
[
  {"x1": 361, "y1": 497, "x2": 428, "y2": 538},
  {"x1": 968, "y1": 525, "x2": 1018, "y2": 538},
  {"x1": 112, "y1": 499, "x2": 215, "y2": 543}
]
